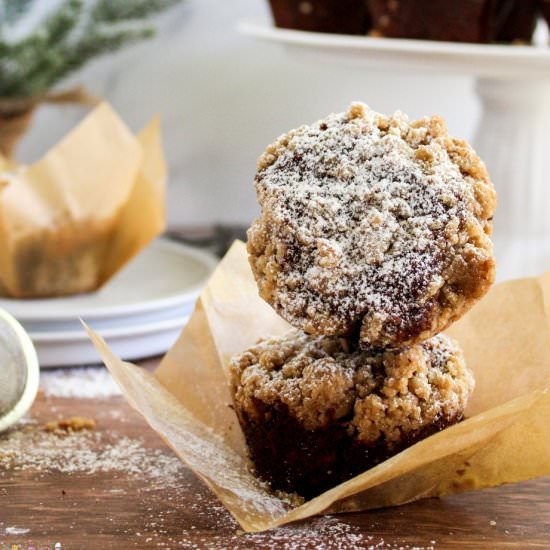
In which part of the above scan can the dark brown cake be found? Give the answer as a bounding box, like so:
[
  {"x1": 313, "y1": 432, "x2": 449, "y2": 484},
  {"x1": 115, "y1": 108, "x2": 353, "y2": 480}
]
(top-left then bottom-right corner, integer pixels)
[
  {"x1": 268, "y1": 0, "x2": 371, "y2": 35},
  {"x1": 541, "y1": 0, "x2": 550, "y2": 26},
  {"x1": 230, "y1": 331, "x2": 474, "y2": 499},
  {"x1": 496, "y1": 0, "x2": 539, "y2": 43},
  {"x1": 368, "y1": 0, "x2": 514, "y2": 43}
]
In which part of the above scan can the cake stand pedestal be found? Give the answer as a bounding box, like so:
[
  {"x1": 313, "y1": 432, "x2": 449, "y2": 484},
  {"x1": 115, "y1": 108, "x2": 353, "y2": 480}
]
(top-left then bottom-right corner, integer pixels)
[
  {"x1": 474, "y1": 78, "x2": 550, "y2": 280},
  {"x1": 240, "y1": 20, "x2": 550, "y2": 281}
]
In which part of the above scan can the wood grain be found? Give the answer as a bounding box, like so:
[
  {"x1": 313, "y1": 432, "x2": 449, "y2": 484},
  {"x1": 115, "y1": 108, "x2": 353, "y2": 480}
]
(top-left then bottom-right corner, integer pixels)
[{"x1": 1, "y1": 362, "x2": 549, "y2": 550}]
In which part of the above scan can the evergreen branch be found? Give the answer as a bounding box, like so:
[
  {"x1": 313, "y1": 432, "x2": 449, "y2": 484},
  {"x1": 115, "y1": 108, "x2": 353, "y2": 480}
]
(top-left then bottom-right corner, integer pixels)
[
  {"x1": 0, "y1": 0, "x2": 183, "y2": 99},
  {"x1": 91, "y1": 0, "x2": 181, "y2": 23},
  {"x1": 0, "y1": 0, "x2": 83, "y2": 97},
  {"x1": 41, "y1": 0, "x2": 82, "y2": 46},
  {"x1": 1, "y1": 0, "x2": 34, "y2": 26},
  {"x1": 50, "y1": 27, "x2": 154, "y2": 85}
]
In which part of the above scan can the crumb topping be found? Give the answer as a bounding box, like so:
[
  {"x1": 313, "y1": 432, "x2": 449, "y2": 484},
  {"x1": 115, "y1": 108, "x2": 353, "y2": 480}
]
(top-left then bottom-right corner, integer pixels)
[
  {"x1": 230, "y1": 331, "x2": 474, "y2": 446},
  {"x1": 44, "y1": 416, "x2": 96, "y2": 433},
  {"x1": 248, "y1": 102, "x2": 496, "y2": 348}
]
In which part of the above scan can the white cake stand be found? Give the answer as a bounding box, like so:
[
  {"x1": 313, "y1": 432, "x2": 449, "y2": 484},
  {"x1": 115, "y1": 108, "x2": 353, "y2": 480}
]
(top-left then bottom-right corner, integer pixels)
[{"x1": 240, "y1": 19, "x2": 550, "y2": 281}]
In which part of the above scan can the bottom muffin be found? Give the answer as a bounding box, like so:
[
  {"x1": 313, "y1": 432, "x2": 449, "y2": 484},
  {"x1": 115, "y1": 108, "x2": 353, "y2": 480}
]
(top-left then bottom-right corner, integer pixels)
[{"x1": 230, "y1": 331, "x2": 474, "y2": 499}]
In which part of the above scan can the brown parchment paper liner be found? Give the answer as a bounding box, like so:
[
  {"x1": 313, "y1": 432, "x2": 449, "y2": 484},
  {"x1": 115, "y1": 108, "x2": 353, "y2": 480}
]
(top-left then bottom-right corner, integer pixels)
[
  {"x1": 0, "y1": 102, "x2": 166, "y2": 298},
  {"x1": 86, "y1": 241, "x2": 550, "y2": 533}
]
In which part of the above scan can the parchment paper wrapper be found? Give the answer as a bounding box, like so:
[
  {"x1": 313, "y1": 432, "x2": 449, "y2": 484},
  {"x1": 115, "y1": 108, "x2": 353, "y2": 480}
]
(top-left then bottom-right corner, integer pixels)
[
  {"x1": 0, "y1": 102, "x2": 166, "y2": 298},
  {"x1": 87, "y1": 241, "x2": 550, "y2": 532}
]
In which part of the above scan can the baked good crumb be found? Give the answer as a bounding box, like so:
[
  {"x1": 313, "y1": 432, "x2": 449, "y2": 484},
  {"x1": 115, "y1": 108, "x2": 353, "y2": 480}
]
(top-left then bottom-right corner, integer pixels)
[{"x1": 44, "y1": 416, "x2": 96, "y2": 433}]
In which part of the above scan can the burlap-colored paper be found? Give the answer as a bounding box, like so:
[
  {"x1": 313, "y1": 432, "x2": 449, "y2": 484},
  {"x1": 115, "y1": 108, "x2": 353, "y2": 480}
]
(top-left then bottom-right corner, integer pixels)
[
  {"x1": 0, "y1": 102, "x2": 166, "y2": 298},
  {"x1": 87, "y1": 241, "x2": 550, "y2": 532}
]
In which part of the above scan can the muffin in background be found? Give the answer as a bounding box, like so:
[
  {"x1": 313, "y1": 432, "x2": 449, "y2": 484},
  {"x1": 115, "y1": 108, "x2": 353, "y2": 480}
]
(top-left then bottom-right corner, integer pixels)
[
  {"x1": 230, "y1": 331, "x2": 474, "y2": 499},
  {"x1": 541, "y1": 0, "x2": 550, "y2": 28},
  {"x1": 0, "y1": 106, "x2": 166, "y2": 299},
  {"x1": 268, "y1": 0, "x2": 371, "y2": 35},
  {"x1": 496, "y1": 0, "x2": 539, "y2": 43},
  {"x1": 367, "y1": 0, "x2": 513, "y2": 43}
]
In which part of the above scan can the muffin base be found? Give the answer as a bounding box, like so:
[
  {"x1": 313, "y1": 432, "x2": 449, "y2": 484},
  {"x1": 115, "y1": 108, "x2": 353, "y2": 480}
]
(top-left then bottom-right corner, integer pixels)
[
  {"x1": 2, "y1": 218, "x2": 116, "y2": 298},
  {"x1": 238, "y1": 399, "x2": 462, "y2": 499}
]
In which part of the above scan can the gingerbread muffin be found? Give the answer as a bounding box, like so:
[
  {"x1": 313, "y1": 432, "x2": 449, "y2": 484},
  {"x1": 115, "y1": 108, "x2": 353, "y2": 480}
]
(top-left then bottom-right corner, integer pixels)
[
  {"x1": 496, "y1": 0, "x2": 539, "y2": 43},
  {"x1": 368, "y1": 0, "x2": 513, "y2": 43},
  {"x1": 230, "y1": 331, "x2": 474, "y2": 498},
  {"x1": 268, "y1": 0, "x2": 371, "y2": 35},
  {"x1": 248, "y1": 103, "x2": 496, "y2": 349},
  {"x1": 541, "y1": 0, "x2": 550, "y2": 27}
]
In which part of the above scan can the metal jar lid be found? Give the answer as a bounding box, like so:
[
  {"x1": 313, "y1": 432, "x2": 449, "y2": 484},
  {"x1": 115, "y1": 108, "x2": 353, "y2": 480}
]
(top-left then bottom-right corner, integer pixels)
[{"x1": 0, "y1": 308, "x2": 40, "y2": 432}]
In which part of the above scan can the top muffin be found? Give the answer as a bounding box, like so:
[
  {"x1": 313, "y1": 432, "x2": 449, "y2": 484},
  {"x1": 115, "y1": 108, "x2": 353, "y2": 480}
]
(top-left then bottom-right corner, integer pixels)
[{"x1": 248, "y1": 103, "x2": 496, "y2": 349}]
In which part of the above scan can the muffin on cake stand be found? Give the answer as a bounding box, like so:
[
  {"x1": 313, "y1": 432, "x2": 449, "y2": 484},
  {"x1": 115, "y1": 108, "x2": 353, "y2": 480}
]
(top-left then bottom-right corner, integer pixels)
[{"x1": 240, "y1": 19, "x2": 550, "y2": 281}]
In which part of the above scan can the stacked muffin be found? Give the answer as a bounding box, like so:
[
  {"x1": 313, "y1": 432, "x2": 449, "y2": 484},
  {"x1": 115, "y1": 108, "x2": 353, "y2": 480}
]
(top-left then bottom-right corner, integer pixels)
[
  {"x1": 230, "y1": 103, "x2": 496, "y2": 499},
  {"x1": 268, "y1": 0, "x2": 544, "y2": 44}
]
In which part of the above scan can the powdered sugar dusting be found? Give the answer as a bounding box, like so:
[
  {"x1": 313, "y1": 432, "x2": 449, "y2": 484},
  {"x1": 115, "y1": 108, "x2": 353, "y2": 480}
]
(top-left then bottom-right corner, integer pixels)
[
  {"x1": 4, "y1": 527, "x2": 30, "y2": 535},
  {"x1": 177, "y1": 514, "x2": 437, "y2": 550},
  {"x1": 0, "y1": 424, "x2": 440, "y2": 547},
  {"x1": 139, "y1": 382, "x2": 295, "y2": 520},
  {"x1": 40, "y1": 367, "x2": 122, "y2": 399},
  {"x1": 248, "y1": 102, "x2": 495, "y2": 348},
  {"x1": 0, "y1": 424, "x2": 183, "y2": 488}
]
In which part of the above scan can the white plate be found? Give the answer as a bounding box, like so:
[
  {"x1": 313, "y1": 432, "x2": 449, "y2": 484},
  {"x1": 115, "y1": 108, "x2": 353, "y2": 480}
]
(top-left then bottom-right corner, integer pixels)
[
  {"x1": 21, "y1": 299, "x2": 197, "y2": 334},
  {"x1": 239, "y1": 19, "x2": 550, "y2": 78},
  {"x1": 34, "y1": 315, "x2": 189, "y2": 368},
  {"x1": 0, "y1": 239, "x2": 217, "y2": 333}
]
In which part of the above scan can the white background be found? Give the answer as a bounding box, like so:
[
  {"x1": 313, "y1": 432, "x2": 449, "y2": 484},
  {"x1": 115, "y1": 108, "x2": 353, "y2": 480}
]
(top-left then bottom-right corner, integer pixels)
[{"x1": 17, "y1": 0, "x2": 479, "y2": 227}]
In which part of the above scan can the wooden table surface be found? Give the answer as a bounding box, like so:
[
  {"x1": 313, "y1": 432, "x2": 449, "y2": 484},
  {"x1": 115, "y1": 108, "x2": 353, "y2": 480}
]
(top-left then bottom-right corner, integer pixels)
[{"x1": 1, "y1": 361, "x2": 549, "y2": 550}]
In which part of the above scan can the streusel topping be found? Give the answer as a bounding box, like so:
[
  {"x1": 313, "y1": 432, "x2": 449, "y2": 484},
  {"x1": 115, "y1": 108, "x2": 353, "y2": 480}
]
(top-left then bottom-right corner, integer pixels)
[
  {"x1": 248, "y1": 103, "x2": 496, "y2": 348},
  {"x1": 230, "y1": 331, "x2": 474, "y2": 446}
]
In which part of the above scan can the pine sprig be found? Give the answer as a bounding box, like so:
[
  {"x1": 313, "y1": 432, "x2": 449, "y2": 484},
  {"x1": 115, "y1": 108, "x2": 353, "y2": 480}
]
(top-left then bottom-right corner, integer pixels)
[
  {"x1": 53, "y1": 27, "x2": 154, "y2": 86},
  {"x1": 91, "y1": 0, "x2": 181, "y2": 23},
  {"x1": 1, "y1": 0, "x2": 33, "y2": 26},
  {"x1": 0, "y1": 0, "x2": 83, "y2": 97},
  {"x1": 0, "y1": 0, "x2": 182, "y2": 99}
]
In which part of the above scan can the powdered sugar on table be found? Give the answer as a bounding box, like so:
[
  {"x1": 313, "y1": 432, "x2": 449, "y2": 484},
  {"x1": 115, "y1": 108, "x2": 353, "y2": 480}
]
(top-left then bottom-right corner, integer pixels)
[{"x1": 40, "y1": 367, "x2": 121, "y2": 399}]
